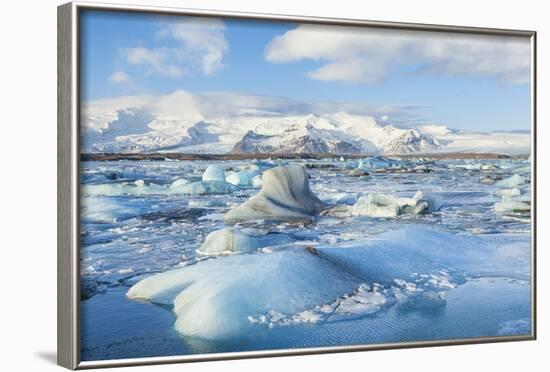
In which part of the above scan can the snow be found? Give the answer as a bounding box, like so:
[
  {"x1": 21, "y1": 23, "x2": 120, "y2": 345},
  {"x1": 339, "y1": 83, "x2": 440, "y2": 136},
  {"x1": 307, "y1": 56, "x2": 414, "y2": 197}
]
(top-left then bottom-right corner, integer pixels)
[
  {"x1": 224, "y1": 165, "x2": 326, "y2": 223},
  {"x1": 81, "y1": 93, "x2": 530, "y2": 155}
]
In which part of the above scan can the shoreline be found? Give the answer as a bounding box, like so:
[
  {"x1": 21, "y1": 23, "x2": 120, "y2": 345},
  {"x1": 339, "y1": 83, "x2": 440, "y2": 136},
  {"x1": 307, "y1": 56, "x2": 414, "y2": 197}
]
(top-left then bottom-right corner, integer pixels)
[{"x1": 81, "y1": 152, "x2": 527, "y2": 162}]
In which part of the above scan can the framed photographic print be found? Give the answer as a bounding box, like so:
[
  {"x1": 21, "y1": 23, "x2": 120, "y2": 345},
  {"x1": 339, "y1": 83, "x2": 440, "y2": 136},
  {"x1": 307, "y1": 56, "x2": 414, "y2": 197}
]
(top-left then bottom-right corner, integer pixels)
[{"x1": 57, "y1": 1, "x2": 537, "y2": 369}]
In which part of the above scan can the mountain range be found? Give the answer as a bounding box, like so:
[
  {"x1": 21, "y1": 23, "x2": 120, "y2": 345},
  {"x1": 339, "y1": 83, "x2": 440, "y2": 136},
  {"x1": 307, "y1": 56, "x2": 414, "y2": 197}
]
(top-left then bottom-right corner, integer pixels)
[{"x1": 81, "y1": 102, "x2": 530, "y2": 155}]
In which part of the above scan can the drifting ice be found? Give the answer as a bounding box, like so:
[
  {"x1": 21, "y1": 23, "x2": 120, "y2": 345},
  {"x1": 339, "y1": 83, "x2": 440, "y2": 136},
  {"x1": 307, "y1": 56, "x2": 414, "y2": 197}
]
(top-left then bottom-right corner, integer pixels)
[
  {"x1": 202, "y1": 165, "x2": 226, "y2": 182},
  {"x1": 495, "y1": 174, "x2": 527, "y2": 188},
  {"x1": 224, "y1": 165, "x2": 325, "y2": 223},
  {"x1": 352, "y1": 191, "x2": 437, "y2": 218},
  {"x1": 127, "y1": 226, "x2": 529, "y2": 340},
  {"x1": 197, "y1": 228, "x2": 293, "y2": 256}
]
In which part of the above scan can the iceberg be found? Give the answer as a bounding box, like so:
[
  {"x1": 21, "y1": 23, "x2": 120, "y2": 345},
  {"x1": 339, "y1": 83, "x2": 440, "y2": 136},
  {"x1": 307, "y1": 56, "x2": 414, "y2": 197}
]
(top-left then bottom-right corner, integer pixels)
[
  {"x1": 196, "y1": 228, "x2": 262, "y2": 256},
  {"x1": 127, "y1": 226, "x2": 530, "y2": 340},
  {"x1": 174, "y1": 180, "x2": 237, "y2": 195},
  {"x1": 494, "y1": 188, "x2": 521, "y2": 198},
  {"x1": 494, "y1": 201, "x2": 530, "y2": 213},
  {"x1": 352, "y1": 191, "x2": 437, "y2": 218},
  {"x1": 495, "y1": 174, "x2": 527, "y2": 188},
  {"x1": 127, "y1": 248, "x2": 360, "y2": 340},
  {"x1": 251, "y1": 174, "x2": 262, "y2": 188},
  {"x1": 202, "y1": 164, "x2": 226, "y2": 182},
  {"x1": 224, "y1": 165, "x2": 326, "y2": 223},
  {"x1": 196, "y1": 228, "x2": 293, "y2": 256},
  {"x1": 353, "y1": 194, "x2": 400, "y2": 218}
]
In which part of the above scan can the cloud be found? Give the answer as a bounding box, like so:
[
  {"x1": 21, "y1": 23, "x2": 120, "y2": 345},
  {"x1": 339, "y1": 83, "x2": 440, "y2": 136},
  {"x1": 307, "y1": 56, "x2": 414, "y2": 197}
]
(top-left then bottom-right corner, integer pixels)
[
  {"x1": 158, "y1": 18, "x2": 228, "y2": 76},
  {"x1": 82, "y1": 90, "x2": 430, "y2": 131},
  {"x1": 116, "y1": 17, "x2": 228, "y2": 80},
  {"x1": 109, "y1": 71, "x2": 130, "y2": 83},
  {"x1": 265, "y1": 25, "x2": 531, "y2": 84},
  {"x1": 123, "y1": 47, "x2": 184, "y2": 78}
]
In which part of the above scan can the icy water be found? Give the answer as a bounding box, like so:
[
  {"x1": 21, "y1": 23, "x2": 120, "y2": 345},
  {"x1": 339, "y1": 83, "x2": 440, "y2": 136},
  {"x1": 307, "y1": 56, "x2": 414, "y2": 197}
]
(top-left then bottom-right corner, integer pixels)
[{"x1": 79, "y1": 158, "x2": 532, "y2": 361}]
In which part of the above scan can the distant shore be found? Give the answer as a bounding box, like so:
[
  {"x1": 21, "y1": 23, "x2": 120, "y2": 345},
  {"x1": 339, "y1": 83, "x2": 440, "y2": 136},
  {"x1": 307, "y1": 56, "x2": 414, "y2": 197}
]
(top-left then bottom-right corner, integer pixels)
[{"x1": 80, "y1": 152, "x2": 528, "y2": 162}]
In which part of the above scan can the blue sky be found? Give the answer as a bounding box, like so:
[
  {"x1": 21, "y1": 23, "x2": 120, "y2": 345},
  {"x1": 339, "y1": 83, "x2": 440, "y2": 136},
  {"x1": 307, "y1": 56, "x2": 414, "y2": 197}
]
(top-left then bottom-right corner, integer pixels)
[{"x1": 80, "y1": 10, "x2": 532, "y2": 131}]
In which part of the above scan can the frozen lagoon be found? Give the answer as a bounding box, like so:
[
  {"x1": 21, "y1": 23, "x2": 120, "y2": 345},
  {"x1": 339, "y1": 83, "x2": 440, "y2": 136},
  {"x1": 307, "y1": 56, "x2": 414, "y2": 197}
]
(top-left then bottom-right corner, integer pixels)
[{"x1": 79, "y1": 157, "x2": 532, "y2": 361}]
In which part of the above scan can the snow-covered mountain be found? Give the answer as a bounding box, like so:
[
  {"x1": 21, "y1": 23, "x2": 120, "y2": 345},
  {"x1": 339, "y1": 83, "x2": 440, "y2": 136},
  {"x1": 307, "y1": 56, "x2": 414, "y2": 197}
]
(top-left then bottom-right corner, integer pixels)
[
  {"x1": 230, "y1": 113, "x2": 442, "y2": 155},
  {"x1": 81, "y1": 95, "x2": 530, "y2": 155}
]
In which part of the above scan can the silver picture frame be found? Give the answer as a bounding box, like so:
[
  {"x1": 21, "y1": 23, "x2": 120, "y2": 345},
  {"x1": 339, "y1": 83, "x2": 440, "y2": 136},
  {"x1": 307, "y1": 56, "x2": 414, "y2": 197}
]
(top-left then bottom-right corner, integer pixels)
[{"x1": 57, "y1": 1, "x2": 537, "y2": 369}]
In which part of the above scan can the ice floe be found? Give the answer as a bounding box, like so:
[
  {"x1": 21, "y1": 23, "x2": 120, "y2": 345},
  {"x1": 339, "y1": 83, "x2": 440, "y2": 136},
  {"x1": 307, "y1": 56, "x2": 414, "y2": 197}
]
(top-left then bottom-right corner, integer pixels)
[
  {"x1": 224, "y1": 165, "x2": 326, "y2": 223},
  {"x1": 352, "y1": 191, "x2": 438, "y2": 218},
  {"x1": 494, "y1": 201, "x2": 531, "y2": 213},
  {"x1": 225, "y1": 164, "x2": 261, "y2": 187},
  {"x1": 202, "y1": 164, "x2": 226, "y2": 182},
  {"x1": 495, "y1": 174, "x2": 527, "y2": 188},
  {"x1": 127, "y1": 226, "x2": 530, "y2": 340}
]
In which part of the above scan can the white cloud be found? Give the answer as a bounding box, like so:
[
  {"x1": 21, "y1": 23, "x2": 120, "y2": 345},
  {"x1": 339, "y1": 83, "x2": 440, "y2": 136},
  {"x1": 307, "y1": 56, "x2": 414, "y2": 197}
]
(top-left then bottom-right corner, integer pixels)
[
  {"x1": 82, "y1": 90, "x2": 429, "y2": 131},
  {"x1": 108, "y1": 71, "x2": 130, "y2": 83},
  {"x1": 117, "y1": 17, "x2": 227, "y2": 80},
  {"x1": 265, "y1": 25, "x2": 531, "y2": 84},
  {"x1": 159, "y1": 18, "x2": 228, "y2": 76},
  {"x1": 124, "y1": 47, "x2": 184, "y2": 78}
]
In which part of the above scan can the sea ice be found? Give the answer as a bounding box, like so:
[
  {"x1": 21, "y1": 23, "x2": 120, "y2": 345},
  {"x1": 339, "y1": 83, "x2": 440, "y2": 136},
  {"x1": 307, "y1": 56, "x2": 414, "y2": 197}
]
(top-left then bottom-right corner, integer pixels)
[{"x1": 224, "y1": 165, "x2": 326, "y2": 223}]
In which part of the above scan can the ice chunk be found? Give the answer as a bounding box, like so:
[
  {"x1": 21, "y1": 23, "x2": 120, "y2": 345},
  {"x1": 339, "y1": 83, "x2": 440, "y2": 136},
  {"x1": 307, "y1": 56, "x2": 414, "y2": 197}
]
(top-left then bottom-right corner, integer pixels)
[
  {"x1": 128, "y1": 226, "x2": 530, "y2": 340},
  {"x1": 224, "y1": 165, "x2": 326, "y2": 223},
  {"x1": 202, "y1": 164, "x2": 226, "y2": 182},
  {"x1": 196, "y1": 228, "x2": 262, "y2": 256},
  {"x1": 356, "y1": 156, "x2": 400, "y2": 170},
  {"x1": 175, "y1": 180, "x2": 237, "y2": 195},
  {"x1": 353, "y1": 194, "x2": 400, "y2": 218},
  {"x1": 251, "y1": 174, "x2": 262, "y2": 188},
  {"x1": 352, "y1": 191, "x2": 436, "y2": 218},
  {"x1": 494, "y1": 201, "x2": 530, "y2": 213},
  {"x1": 127, "y1": 248, "x2": 360, "y2": 339},
  {"x1": 495, "y1": 174, "x2": 526, "y2": 188},
  {"x1": 494, "y1": 188, "x2": 521, "y2": 198},
  {"x1": 196, "y1": 228, "x2": 293, "y2": 256}
]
